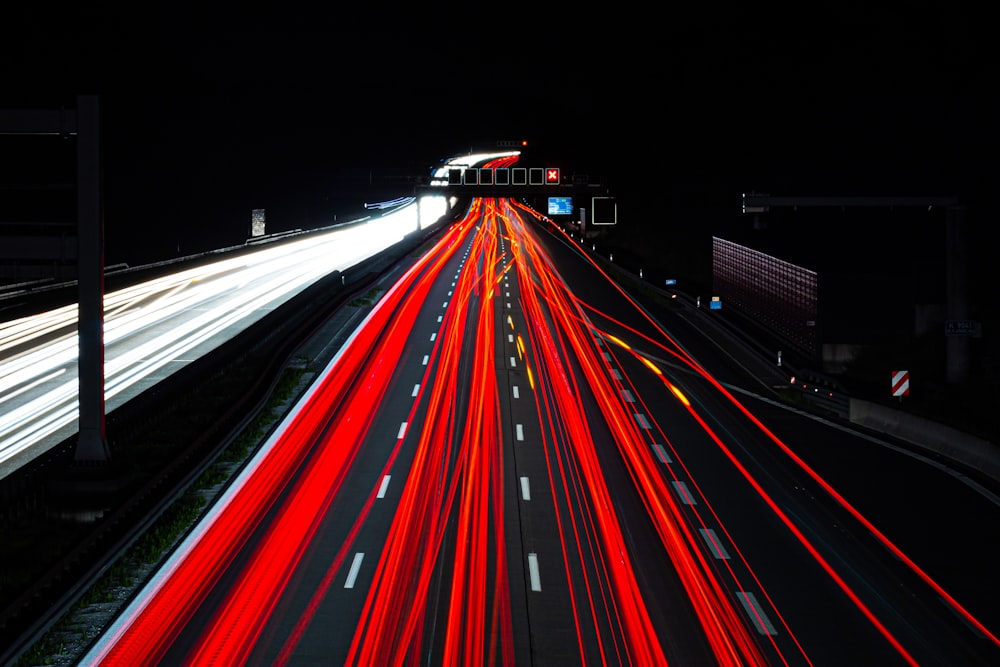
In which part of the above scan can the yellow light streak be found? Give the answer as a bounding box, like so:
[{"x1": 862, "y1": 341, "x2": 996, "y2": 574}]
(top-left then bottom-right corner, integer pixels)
[
  {"x1": 604, "y1": 333, "x2": 631, "y2": 351},
  {"x1": 639, "y1": 355, "x2": 662, "y2": 376},
  {"x1": 667, "y1": 381, "x2": 690, "y2": 406}
]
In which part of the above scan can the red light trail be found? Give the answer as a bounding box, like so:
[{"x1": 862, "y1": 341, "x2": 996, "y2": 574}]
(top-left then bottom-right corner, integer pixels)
[{"x1": 86, "y1": 190, "x2": 997, "y2": 666}]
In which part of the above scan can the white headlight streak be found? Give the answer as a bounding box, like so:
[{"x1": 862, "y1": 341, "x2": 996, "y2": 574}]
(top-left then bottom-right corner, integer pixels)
[{"x1": 0, "y1": 202, "x2": 445, "y2": 471}]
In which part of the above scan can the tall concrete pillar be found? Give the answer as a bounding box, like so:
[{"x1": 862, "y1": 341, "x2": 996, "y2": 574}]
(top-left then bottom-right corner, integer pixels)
[
  {"x1": 945, "y1": 205, "x2": 971, "y2": 385},
  {"x1": 75, "y1": 94, "x2": 111, "y2": 462}
]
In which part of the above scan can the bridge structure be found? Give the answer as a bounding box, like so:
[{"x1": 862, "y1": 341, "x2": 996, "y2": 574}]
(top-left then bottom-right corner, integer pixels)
[
  {"x1": 414, "y1": 181, "x2": 614, "y2": 200},
  {"x1": 411, "y1": 164, "x2": 611, "y2": 197},
  {"x1": 410, "y1": 163, "x2": 617, "y2": 227}
]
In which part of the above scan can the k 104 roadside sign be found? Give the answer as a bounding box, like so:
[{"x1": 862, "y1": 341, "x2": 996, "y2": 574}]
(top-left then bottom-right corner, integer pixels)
[{"x1": 945, "y1": 320, "x2": 980, "y2": 336}]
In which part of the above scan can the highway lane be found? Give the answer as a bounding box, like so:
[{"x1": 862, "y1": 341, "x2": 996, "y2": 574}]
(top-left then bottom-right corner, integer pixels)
[
  {"x1": 0, "y1": 198, "x2": 447, "y2": 479},
  {"x1": 82, "y1": 196, "x2": 715, "y2": 665},
  {"x1": 80, "y1": 195, "x2": 1000, "y2": 665},
  {"x1": 529, "y1": 213, "x2": 1000, "y2": 665},
  {"x1": 607, "y1": 347, "x2": 994, "y2": 665}
]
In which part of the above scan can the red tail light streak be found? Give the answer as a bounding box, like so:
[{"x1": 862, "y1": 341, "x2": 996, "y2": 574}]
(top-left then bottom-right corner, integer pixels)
[
  {"x1": 512, "y1": 200, "x2": 1000, "y2": 661},
  {"x1": 86, "y1": 193, "x2": 997, "y2": 666}
]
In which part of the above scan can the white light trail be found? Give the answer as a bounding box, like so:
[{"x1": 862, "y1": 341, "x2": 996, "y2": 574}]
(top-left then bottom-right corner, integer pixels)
[{"x1": 0, "y1": 201, "x2": 447, "y2": 473}]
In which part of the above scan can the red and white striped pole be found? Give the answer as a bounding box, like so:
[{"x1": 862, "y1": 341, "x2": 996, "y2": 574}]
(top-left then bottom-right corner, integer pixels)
[{"x1": 891, "y1": 370, "x2": 910, "y2": 403}]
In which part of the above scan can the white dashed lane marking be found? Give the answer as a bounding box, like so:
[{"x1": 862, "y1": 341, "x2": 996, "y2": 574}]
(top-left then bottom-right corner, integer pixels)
[
  {"x1": 344, "y1": 553, "x2": 365, "y2": 589},
  {"x1": 737, "y1": 591, "x2": 777, "y2": 635},
  {"x1": 672, "y1": 480, "x2": 697, "y2": 505},
  {"x1": 699, "y1": 528, "x2": 730, "y2": 559},
  {"x1": 528, "y1": 554, "x2": 542, "y2": 591}
]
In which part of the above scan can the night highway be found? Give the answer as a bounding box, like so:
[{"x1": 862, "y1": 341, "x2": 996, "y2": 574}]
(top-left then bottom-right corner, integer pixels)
[
  {"x1": 0, "y1": 198, "x2": 446, "y2": 478},
  {"x1": 74, "y1": 191, "x2": 1000, "y2": 666},
  {"x1": 5, "y1": 5, "x2": 998, "y2": 665}
]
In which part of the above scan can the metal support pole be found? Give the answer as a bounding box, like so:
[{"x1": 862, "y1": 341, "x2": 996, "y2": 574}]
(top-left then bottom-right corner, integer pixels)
[
  {"x1": 945, "y1": 205, "x2": 971, "y2": 384},
  {"x1": 75, "y1": 94, "x2": 110, "y2": 462}
]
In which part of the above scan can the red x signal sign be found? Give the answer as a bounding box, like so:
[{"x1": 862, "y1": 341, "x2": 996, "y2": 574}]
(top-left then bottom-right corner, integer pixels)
[{"x1": 545, "y1": 168, "x2": 560, "y2": 184}]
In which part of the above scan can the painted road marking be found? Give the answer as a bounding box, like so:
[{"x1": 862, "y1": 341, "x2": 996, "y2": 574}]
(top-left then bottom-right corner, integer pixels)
[
  {"x1": 621, "y1": 389, "x2": 635, "y2": 403},
  {"x1": 737, "y1": 591, "x2": 777, "y2": 635},
  {"x1": 508, "y1": 334, "x2": 514, "y2": 343},
  {"x1": 512, "y1": 386, "x2": 520, "y2": 399},
  {"x1": 520, "y1": 476, "x2": 531, "y2": 500},
  {"x1": 672, "y1": 480, "x2": 697, "y2": 505},
  {"x1": 443, "y1": 301, "x2": 448, "y2": 308},
  {"x1": 699, "y1": 528, "x2": 730, "y2": 559},
  {"x1": 422, "y1": 355, "x2": 429, "y2": 366},
  {"x1": 397, "y1": 422, "x2": 408, "y2": 439},
  {"x1": 528, "y1": 553, "x2": 542, "y2": 591},
  {"x1": 516, "y1": 424, "x2": 524, "y2": 441},
  {"x1": 412, "y1": 384, "x2": 420, "y2": 397},
  {"x1": 510, "y1": 356, "x2": 517, "y2": 368},
  {"x1": 377, "y1": 475, "x2": 391, "y2": 499},
  {"x1": 652, "y1": 444, "x2": 672, "y2": 463},
  {"x1": 437, "y1": 315, "x2": 442, "y2": 323},
  {"x1": 344, "y1": 553, "x2": 365, "y2": 589},
  {"x1": 634, "y1": 413, "x2": 651, "y2": 429}
]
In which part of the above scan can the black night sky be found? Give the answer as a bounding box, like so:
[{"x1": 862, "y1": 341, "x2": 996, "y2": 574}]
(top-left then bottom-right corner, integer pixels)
[{"x1": 2, "y1": 3, "x2": 997, "y2": 289}]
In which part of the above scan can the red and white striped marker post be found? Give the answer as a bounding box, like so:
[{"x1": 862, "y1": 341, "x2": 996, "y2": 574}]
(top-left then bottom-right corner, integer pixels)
[{"x1": 891, "y1": 370, "x2": 910, "y2": 401}]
